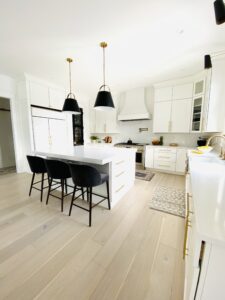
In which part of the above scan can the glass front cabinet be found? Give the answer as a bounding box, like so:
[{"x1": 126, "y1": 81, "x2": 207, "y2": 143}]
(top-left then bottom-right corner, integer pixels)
[{"x1": 191, "y1": 79, "x2": 205, "y2": 132}]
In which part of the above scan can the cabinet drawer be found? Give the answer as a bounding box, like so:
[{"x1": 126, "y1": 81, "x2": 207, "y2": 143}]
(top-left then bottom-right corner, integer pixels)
[
  {"x1": 154, "y1": 152, "x2": 176, "y2": 162},
  {"x1": 154, "y1": 147, "x2": 177, "y2": 154},
  {"x1": 112, "y1": 159, "x2": 127, "y2": 173},
  {"x1": 153, "y1": 160, "x2": 176, "y2": 171}
]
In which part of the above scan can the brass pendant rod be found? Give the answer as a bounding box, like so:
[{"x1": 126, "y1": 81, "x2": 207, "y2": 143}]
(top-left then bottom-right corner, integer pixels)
[
  {"x1": 66, "y1": 58, "x2": 73, "y2": 94},
  {"x1": 100, "y1": 42, "x2": 107, "y2": 91}
]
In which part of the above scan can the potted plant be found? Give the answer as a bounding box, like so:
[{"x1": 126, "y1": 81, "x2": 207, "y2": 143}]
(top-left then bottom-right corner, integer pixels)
[{"x1": 90, "y1": 135, "x2": 99, "y2": 143}]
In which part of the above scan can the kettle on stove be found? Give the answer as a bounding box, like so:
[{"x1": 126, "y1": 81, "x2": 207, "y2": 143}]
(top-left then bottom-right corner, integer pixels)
[{"x1": 127, "y1": 138, "x2": 133, "y2": 145}]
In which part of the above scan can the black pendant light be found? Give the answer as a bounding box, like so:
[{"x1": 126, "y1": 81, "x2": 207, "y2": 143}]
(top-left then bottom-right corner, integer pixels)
[
  {"x1": 204, "y1": 54, "x2": 212, "y2": 69},
  {"x1": 94, "y1": 42, "x2": 115, "y2": 111},
  {"x1": 62, "y1": 58, "x2": 81, "y2": 114},
  {"x1": 214, "y1": 0, "x2": 225, "y2": 25}
]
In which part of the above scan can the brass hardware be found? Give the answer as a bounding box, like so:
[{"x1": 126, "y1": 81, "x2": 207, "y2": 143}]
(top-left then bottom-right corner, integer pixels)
[
  {"x1": 66, "y1": 58, "x2": 73, "y2": 63},
  {"x1": 183, "y1": 218, "x2": 189, "y2": 259},
  {"x1": 116, "y1": 171, "x2": 125, "y2": 178},
  {"x1": 187, "y1": 193, "x2": 194, "y2": 216},
  {"x1": 116, "y1": 184, "x2": 125, "y2": 193},
  {"x1": 100, "y1": 42, "x2": 107, "y2": 48},
  {"x1": 116, "y1": 160, "x2": 124, "y2": 165}
]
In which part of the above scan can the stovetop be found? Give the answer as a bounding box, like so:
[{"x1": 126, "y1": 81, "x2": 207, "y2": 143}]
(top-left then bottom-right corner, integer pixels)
[{"x1": 115, "y1": 143, "x2": 150, "y2": 146}]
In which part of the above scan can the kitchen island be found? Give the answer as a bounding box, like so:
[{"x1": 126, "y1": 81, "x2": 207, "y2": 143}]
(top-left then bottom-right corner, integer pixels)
[
  {"x1": 35, "y1": 145, "x2": 136, "y2": 207},
  {"x1": 184, "y1": 151, "x2": 225, "y2": 300}
]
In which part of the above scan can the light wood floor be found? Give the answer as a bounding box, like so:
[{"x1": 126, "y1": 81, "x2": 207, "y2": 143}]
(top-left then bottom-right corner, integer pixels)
[{"x1": 0, "y1": 172, "x2": 185, "y2": 300}]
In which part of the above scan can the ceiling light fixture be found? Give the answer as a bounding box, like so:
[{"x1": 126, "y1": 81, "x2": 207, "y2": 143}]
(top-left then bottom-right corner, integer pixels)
[
  {"x1": 94, "y1": 42, "x2": 115, "y2": 111},
  {"x1": 62, "y1": 58, "x2": 81, "y2": 114},
  {"x1": 214, "y1": 0, "x2": 225, "y2": 25},
  {"x1": 204, "y1": 54, "x2": 212, "y2": 69}
]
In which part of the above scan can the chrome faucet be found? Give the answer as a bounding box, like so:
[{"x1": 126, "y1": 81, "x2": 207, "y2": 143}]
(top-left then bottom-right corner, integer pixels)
[{"x1": 206, "y1": 134, "x2": 225, "y2": 159}]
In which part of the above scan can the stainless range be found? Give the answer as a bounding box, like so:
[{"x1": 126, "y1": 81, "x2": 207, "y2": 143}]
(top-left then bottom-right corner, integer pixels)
[{"x1": 114, "y1": 143, "x2": 149, "y2": 168}]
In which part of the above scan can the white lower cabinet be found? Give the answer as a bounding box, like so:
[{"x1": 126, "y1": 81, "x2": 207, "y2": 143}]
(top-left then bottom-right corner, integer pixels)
[{"x1": 145, "y1": 146, "x2": 187, "y2": 174}]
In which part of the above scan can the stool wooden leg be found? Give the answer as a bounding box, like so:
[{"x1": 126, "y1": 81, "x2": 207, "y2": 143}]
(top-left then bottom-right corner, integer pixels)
[
  {"x1": 29, "y1": 173, "x2": 35, "y2": 196},
  {"x1": 46, "y1": 178, "x2": 52, "y2": 205},
  {"x1": 89, "y1": 187, "x2": 92, "y2": 227},
  {"x1": 106, "y1": 180, "x2": 111, "y2": 210},
  {"x1": 40, "y1": 173, "x2": 44, "y2": 202},
  {"x1": 69, "y1": 186, "x2": 76, "y2": 216},
  {"x1": 61, "y1": 179, "x2": 64, "y2": 212}
]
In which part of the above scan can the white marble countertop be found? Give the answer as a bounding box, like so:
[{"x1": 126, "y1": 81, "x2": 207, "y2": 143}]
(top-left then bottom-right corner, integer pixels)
[
  {"x1": 34, "y1": 145, "x2": 136, "y2": 165},
  {"x1": 146, "y1": 145, "x2": 191, "y2": 149},
  {"x1": 188, "y1": 151, "x2": 225, "y2": 245}
]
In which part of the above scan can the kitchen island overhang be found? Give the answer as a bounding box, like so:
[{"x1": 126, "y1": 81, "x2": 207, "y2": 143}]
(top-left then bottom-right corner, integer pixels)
[{"x1": 34, "y1": 145, "x2": 136, "y2": 207}]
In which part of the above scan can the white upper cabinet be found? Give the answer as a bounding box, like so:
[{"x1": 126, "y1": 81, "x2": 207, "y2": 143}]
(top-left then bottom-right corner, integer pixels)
[
  {"x1": 49, "y1": 87, "x2": 65, "y2": 110},
  {"x1": 171, "y1": 99, "x2": 192, "y2": 133},
  {"x1": 172, "y1": 83, "x2": 193, "y2": 100},
  {"x1": 205, "y1": 58, "x2": 225, "y2": 132},
  {"x1": 153, "y1": 101, "x2": 172, "y2": 133},
  {"x1": 29, "y1": 81, "x2": 49, "y2": 107},
  {"x1": 28, "y1": 77, "x2": 65, "y2": 110},
  {"x1": 93, "y1": 109, "x2": 118, "y2": 134},
  {"x1": 154, "y1": 86, "x2": 173, "y2": 102}
]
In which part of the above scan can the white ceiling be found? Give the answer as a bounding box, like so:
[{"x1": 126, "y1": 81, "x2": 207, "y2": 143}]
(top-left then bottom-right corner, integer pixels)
[{"x1": 0, "y1": 0, "x2": 225, "y2": 97}]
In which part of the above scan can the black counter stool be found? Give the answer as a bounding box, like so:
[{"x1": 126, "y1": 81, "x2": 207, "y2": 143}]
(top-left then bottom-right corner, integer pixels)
[
  {"x1": 27, "y1": 155, "x2": 49, "y2": 202},
  {"x1": 45, "y1": 159, "x2": 84, "y2": 212},
  {"x1": 68, "y1": 164, "x2": 111, "y2": 227}
]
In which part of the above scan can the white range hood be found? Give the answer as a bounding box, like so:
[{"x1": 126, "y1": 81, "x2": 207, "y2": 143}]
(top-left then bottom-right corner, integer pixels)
[{"x1": 118, "y1": 87, "x2": 151, "y2": 121}]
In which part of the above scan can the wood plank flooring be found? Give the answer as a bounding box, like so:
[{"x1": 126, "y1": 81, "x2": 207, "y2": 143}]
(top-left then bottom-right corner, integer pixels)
[{"x1": 0, "y1": 171, "x2": 185, "y2": 300}]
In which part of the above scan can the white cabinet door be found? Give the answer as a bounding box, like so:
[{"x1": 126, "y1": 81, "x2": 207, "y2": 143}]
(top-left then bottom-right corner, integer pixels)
[
  {"x1": 153, "y1": 101, "x2": 172, "y2": 133},
  {"x1": 171, "y1": 99, "x2": 192, "y2": 132},
  {"x1": 49, "y1": 87, "x2": 65, "y2": 110},
  {"x1": 145, "y1": 147, "x2": 154, "y2": 168},
  {"x1": 173, "y1": 83, "x2": 193, "y2": 100},
  {"x1": 95, "y1": 110, "x2": 106, "y2": 133},
  {"x1": 32, "y1": 117, "x2": 50, "y2": 152},
  {"x1": 154, "y1": 86, "x2": 173, "y2": 102},
  {"x1": 105, "y1": 110, "x2": 118, "y2": 133},
  {"x1": 49, "y1": 119, "x2": 68, "y2": 153},
  {"x1": 29, "y1": 82, "x2": 49, "y2": 107},
  {"x1": 176, "y1": 149, "x2": 187, "y2": 173},
  {"x1": 206, "y1": 59, "x2": 225, "y2": 132}
]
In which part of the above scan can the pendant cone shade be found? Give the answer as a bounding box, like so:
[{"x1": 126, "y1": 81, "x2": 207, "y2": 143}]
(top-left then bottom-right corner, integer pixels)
[
  {"x1": 204, "y1": 55, "x2": 212, "y2": 69},
  {"x1": 94, "y1": 42, "x2": 115, "y2": 111},
  {"x1": 214, "y1": 0, "x2": 225, "y2": 25},
  {"x1": 62, "y1": 58, "x2": 81, "y2": 114}
]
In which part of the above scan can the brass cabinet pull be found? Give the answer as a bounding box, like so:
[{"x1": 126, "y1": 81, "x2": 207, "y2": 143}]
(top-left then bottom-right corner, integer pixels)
[
  {"x1": 183, "y1": 217, "x2": 189, "y2": 259},
  {"x1": 187, "y1": 193, "x2": 194, "y2": 216},
  {"x1": 116, "y1": 171, "x2": 125, "y2": 178},
  {"x1": 116, "y1": 184, "x2": 125, "y2": 193},
  {"x1": 116, "y1": 160, "x2": 124, "y2": 165}
]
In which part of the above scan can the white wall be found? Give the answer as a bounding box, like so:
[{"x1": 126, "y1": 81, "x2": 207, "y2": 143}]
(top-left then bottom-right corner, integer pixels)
[{"x1": 0, "y1": 74, "x2": 23, "y2": 172}]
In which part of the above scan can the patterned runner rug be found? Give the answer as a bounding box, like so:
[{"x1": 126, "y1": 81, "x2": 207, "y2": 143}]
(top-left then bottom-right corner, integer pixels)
[{"x1": 150, "y1": 186, "x2": 185, "y2": 218}]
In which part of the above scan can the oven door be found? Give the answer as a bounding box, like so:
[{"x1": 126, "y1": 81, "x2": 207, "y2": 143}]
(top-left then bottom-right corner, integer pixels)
[{"x1": 136, "y1": 151, "x2": 143, "y2": 165}]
